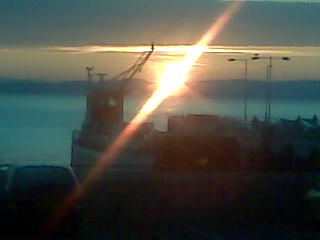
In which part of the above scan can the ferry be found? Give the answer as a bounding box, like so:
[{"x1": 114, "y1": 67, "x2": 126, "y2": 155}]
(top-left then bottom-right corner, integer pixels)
[{"x1": 71, "y1": 45, "x2": 320, "y2": 224}]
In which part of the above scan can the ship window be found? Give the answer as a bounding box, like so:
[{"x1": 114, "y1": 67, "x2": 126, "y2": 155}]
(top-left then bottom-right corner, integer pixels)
[{"x1": 108, "y1": 97, "x2": 116, "y2": 106}]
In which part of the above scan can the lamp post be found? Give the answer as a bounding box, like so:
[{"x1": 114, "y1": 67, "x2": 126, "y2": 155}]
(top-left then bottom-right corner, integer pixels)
[
  {"x1": 228, "y1": 58, "x2": 248, "y2": 124},
  {"x1": 251, "y1": 55, "x2": 290, "y2": 122}
]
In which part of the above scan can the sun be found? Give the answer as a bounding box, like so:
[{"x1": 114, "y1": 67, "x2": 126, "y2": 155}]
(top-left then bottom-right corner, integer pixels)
[{"x1": 156, "y1": 61, "x2": 188, "y2": 95}]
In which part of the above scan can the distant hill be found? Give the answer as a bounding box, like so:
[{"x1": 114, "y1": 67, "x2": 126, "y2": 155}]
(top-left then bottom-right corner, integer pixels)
[
  {"x1": 0, "y1": 78, "x2": 319, "y2": 100},
  {"x1": 189, "y1": 80, "x2": 320, "y2": 100},
  {"x1": 0, "y1": 79, "x2": 88, "y2": 95}
]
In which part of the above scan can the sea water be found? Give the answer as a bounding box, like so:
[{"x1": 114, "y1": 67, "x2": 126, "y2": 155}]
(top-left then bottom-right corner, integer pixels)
[{"x1": 0, "y1": 94, "x2": 319, "y2": 165}]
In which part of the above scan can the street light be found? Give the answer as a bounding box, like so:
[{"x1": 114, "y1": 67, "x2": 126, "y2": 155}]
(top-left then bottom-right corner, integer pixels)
[
  {"x1": 228, "y1": 58, "x2": 249, "y2": 124},
  {"x1": 251, "y1": 55, "x2": 290, "y2": 122}
]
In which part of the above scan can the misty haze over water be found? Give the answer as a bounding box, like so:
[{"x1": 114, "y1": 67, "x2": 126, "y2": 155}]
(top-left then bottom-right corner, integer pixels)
[{"x1": 0, "y1": 93, "x2": 319, "y2": 165}]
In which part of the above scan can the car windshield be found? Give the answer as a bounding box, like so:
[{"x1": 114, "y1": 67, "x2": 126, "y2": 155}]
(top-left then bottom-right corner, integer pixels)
[
  {"x1": 11, "y1": 167, "x2": 75, "y2": 202},
  {"x1": 0, "y1": 0, "x2": 320, "y2": 239}
]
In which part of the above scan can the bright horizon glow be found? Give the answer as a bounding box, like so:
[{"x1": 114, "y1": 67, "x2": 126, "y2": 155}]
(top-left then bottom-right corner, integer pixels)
[
  {"x1": 48, "y1": 45, "x2": 320, "y2": 56},
  {"x1": 2, "y1": 44, "x2": 320, "y2": 82}
]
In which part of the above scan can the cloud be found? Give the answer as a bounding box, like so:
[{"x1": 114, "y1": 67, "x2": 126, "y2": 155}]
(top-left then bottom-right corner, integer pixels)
[
  {"x1": 0, "y1": 0, "x2": 319, "y2": 47},
  {"x1": 36, "y1": 45, "x2": 320, "y2": 57},
  {"x1": 0, "y1": 44, "x2": 320, "y2": 81},
  {"x1": 223, "y1": 0, "x2": 320, "y2": 2}
]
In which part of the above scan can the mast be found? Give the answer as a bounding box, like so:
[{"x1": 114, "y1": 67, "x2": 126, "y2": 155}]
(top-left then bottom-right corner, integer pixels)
[{"x1": 82, "y1": 43, "x2": 155, "y2": 133}]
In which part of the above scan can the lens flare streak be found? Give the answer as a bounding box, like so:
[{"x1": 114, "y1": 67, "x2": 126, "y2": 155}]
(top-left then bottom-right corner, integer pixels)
[
  {"x1": 138, "y1": 1, "x2": 243, "y2": 114},
  {"x1": 41, "y1": 1, "x2": 244, "y2": 235},
  {"x1": 83, "y1": 0, "x2": 243, "y2": 187},
  {"x1": 75, "y1": 1, "x2": 243, "y2": 193}
]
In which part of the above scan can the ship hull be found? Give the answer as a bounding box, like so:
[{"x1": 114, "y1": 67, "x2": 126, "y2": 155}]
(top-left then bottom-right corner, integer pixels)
[{"x1": 72, "y1": 142, "x2": 316, "y2": 225}]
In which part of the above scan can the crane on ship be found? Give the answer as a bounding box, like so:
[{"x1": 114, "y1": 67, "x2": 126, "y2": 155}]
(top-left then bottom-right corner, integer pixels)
[
  {"x1": 111, "y1": 42, "x2": 155, "y2": 92},
  {"x1": 85, "y1": 43, "x2": 154, "y2": 91},
  {"x1": 82, "y1": 43, "x2": 155, "y2": 133}
]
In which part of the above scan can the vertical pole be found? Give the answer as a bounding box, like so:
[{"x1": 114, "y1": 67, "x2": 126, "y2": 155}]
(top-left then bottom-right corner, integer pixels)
[
  {"x1": 85, "y1": 67, "x2": 94, "y2": 131},
  {"x1": 265, "y1": 65, "x2": 269, "y2": 122},
  {"x1": 244, "y1": 60, "x2": 248, "y2": 124},
  {"x1": 268, "y1": 57, "x2": 272, "y2": 122},
  {"x1": 86, "y1": 68, "x2": 90, "y2": 111},
  {"x1": 86, "y1": 68, "x2": 92, "y2": 108}
]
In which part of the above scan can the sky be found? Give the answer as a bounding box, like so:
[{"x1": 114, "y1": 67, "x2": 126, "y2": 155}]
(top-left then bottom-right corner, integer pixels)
[{"x1": 0, "y1": 0, "x2": 320, "y2": 81}]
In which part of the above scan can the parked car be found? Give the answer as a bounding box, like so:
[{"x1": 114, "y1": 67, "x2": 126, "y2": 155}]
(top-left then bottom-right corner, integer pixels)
[{"x1": 0, "y1": 163, "x2": 82, "y2": 239}]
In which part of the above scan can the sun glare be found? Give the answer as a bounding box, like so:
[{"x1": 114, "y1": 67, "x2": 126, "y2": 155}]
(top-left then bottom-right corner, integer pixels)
[
  {"x1": 157, "y1": 62, "x2": 187, "y2": 94},
  {"x1": 140, "y1": 1, "x2": 242, "y2": 114},
  {"x1": 44, "y1": 1, "x2": 244, "y2": 235},
  {"x1": 84, "y1": 0, "x2": 243, "y2": 193}
]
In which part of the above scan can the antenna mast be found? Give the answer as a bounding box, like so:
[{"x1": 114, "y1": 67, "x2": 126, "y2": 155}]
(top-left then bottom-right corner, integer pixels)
[{"x1": 86, "y1": 66, "x2": 94, "y2": 81}]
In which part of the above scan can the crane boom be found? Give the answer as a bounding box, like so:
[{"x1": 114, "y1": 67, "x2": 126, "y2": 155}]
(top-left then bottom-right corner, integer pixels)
[{"x1": 111, "y1": 43, "x2": 154, "y2": 91}]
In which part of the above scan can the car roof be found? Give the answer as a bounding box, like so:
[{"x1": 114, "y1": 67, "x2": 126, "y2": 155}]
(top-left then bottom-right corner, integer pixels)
[
  {"x1": 0, "y1": 163, "x2": 72, "y2": 170},
  {"x1": 2, "y1": 163, "x2": 79, "y2": 191},
  {"x1": 0, "y1": 164, "x2": 11, "y2": 170}
]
